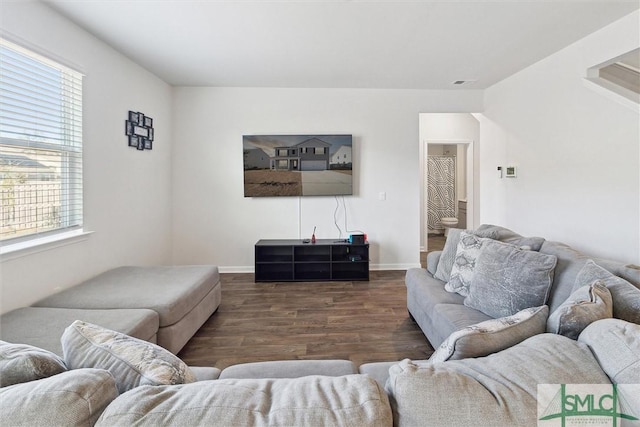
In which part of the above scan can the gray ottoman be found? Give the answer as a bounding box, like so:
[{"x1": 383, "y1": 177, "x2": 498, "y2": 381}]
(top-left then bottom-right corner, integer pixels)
[
  {"x1": 0, "y1": 306, "x2": 159, "y2": 356},
  {"x1": 33, "y1": 265, "x2": 221, "y2": 354}
]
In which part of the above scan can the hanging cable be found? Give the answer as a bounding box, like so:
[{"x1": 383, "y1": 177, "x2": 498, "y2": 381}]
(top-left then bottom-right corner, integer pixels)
[
  {"x1": 342, "y1": 195, "x2": 364, "y2": 235},
  {"x1": 334, "y1": 196, "x2": 343, "y2": 238}
]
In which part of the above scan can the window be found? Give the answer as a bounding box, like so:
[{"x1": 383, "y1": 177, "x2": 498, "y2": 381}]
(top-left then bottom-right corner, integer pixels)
[{"x1": 0, "y1": 38, "x2": 83, "y2": 245}]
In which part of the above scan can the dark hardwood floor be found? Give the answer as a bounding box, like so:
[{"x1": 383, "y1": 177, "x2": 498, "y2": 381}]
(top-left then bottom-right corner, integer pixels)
[{"x1": 178, "y1": 270, "x2": 434, "y2": 370}]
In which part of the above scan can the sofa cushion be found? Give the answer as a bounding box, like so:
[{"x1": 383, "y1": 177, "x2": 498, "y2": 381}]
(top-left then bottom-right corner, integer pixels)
[
  {"x1": 219, "y1": 359, "x2": 356, "y2": 379},
  {"x1": 445, "y1": 231, "x2": 485, "y2": 297},
  {"x1": 62, "y1": 320, "x2": 195, "y2": 393},
  {"x1": 0, "y1": 306, "x2": 159, "y2": 356},
  {"x1": 579, "y1": 318, "x2": 640, "y2": 384},
  {"x1": 359, "y1": 360, "x2": 414, "y2": 389},
  {"x1": 0, "y1": 341, "x2": 66, "y2": 387},
  {"x1": 34, "y1": 265, "x2": 219, "y2": 327},
  {"x1": 573, "y1": 260, "x2": 640, "y2": 324},
  {"x1": 539, "y1": 241, "x2": 640, "y2": 314},
  {"x1": 96, "y1": 374, "x2": 392, "y2": 427},
  {"x1": 434, "y1": 228, "x2": 499, "y2": 282},
  {"x1": 405, "y1": 267, "x2": 468, "y2": 347},
  {"x1": 434, "y1": 228, "x2": 465, "y2": 282},
  {"x1": 547, "y1": 281, "x2": 612, "y2": 339},
  {"x1": 385, "y1": 333, "x2": 610, "y2": 427},
  {"x1": 464, "y1": 240, "x2": 557, "y2": 318},
  {"x1": 0, "y1": 368, "x2": 118, "y2": 427},
  {"x1": 429, "y1": 303, "x2": 494, "y2": 346},
  {"x1": 426, "y1": 251, "x2": 441, "y2": 276},
  {"x1": 430, "y1": 305, "x2": 548, "y2": 362},
  {"x1": 475, "y1": 223, "x2": 545, "y2": 251}
]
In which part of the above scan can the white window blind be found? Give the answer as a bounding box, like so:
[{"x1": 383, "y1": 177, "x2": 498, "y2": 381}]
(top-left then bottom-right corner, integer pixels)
[{"x1": 0, "y1": 38, "x2": 83, "y2": 244}]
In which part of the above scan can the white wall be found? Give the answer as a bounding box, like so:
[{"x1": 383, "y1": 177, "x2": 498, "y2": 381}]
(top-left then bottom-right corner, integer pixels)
[
  {"x1": 478, "y1": 10, "x2": 640, "y2": 264},
  {"x1": 0, "y1": 2, "x2": 174, "y2": 313},
  {"x1": 171, "y1": 88, "x2": 482, "y2": 271}
]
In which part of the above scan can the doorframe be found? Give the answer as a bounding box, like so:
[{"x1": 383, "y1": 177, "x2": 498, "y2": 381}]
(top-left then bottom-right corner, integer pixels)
[{"x1": 420, "y1": 139, "x2": 474, "y2": 251}]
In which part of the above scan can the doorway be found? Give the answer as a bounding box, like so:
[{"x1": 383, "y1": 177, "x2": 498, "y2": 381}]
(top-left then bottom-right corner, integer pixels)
[{"x1": 419, "y1": 113, "x2": 479, "y2": 262}]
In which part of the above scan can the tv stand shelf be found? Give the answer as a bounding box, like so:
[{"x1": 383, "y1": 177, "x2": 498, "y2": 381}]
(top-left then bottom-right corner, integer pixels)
[{"x1": 255, "y1": 239, "x2": 369, "y2": 282}]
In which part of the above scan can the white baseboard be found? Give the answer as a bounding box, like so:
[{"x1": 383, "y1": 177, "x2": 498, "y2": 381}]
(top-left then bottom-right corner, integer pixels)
[
  {"x1": 369, "y1": 263, "x2": 421, "y2": 270},
  {"x1": 218, "y1": 264, "x2": 421, "y2": 273},
  {"x1": 218, "y1": 266, "x2": 254, "y2": 273}
]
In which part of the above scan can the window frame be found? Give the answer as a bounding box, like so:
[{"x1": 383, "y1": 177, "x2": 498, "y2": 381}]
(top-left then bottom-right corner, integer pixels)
[{"x1": 0, "y1": 37, "x2": 85, "y2": 249}]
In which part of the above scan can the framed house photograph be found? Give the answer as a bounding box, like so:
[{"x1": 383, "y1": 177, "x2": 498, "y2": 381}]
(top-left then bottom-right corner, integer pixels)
[
  {"x1": 243, "y1": 134, "x2": 353, "y2": 197},
  {"x1": 128, "y1": 111, "x2": 139, "y2": 123},
  {"x1": 144, "y1": 116, "x2": 153, "y2": 128},
  {"x1": 137, "y1": 137, "x2": 145, "y2": 150},
  {"x1": 125, "y1": 120, "x2": 133, "y2": 136},
  {"x1": 148, "y1": 128, "x2": 154, "y2": 141},
  {"x1": 144, "y1": 138, "x2": 152, "y2": 150}
]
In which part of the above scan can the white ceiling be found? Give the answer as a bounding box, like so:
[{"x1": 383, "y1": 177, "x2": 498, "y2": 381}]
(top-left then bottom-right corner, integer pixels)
[{"x1": 41, "y1": 0, "x2": 639, "y2": 89}]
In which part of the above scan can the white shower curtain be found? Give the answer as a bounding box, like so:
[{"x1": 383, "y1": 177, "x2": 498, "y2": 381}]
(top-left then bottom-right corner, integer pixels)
[{"x1": 427, "y1": 156, "x2": 456, "y2": 233}]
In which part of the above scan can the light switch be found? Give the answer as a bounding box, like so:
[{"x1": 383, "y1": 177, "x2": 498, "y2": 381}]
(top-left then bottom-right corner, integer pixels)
[{"x1": 379, "y1": 192, "x2": 386, "y2": 201}]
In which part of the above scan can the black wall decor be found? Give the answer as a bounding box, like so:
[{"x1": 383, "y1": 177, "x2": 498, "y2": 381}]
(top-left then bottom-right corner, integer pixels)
[{"x1": 125, "y1": 111, "x2": 154, "y2": 150}]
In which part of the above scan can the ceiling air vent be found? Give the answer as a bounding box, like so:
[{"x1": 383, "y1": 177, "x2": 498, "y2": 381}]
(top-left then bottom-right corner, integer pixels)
[{"x1": 452, "y1": 80, "x2": 476, "y2": 85}]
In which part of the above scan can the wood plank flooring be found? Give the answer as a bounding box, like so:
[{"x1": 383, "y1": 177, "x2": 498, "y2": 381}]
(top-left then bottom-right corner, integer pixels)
[{"x1": 177, "y1": 270, "x2": 434, "y2": 370}]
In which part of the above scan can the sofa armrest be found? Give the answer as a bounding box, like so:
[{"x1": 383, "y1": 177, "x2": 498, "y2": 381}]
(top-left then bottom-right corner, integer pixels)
[
  {"x1": 386, "y1": 334, "x2": 610, "y2": 427},
  {"x1": 0, "y1": 368, "x2": 118, "y2": 426},
  {"x1": 426, "y1": 251, "x2": 442, "y2": 276},
  {"x1": 359, "y1": 360, "x2": 429, "y2": 389},
  {"x1": 189, "y1": 366, "x2": 221, "y2": 381},
  {"x1": 578, "y1": 318, "x2": 640, "y2": 384}
]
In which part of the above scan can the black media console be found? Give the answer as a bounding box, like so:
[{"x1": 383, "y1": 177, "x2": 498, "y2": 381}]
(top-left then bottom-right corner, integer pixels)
[{"x1": 254, "y1": 239, "x2": 369, "y2": 282}]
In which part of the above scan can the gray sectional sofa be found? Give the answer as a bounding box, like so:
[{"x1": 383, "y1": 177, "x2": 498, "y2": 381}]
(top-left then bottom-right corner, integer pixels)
[
  {"x1": 406, "y1": 225, "x2": 640, "y2": 350},
  {"x1": 1, "y1": 225, "x2": 639, "y2": 426},
  {"x1": 2, "y1": 319, "x2": 638, "y2": 426}
]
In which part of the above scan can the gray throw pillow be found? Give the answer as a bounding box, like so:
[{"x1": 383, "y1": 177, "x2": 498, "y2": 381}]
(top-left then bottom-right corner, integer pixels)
[
  {"x1": 430, "y1": 305, "x2": 549, "y2": 362},
  {"x1": 434, "y1": 228, "x2": 498, "y2": 282},
  {"x1": 62, "y1": 320, "x2": 196, "y2": 393},
  {"x1": 0, "y1": 340, "x2": 67, "y2": 387},
  {"x1": 547, "y1": 281, "x2": 613, "y2": 339},
  {"x1": 464, "y1": 239, "x2": 557, "y2": 318},
  {"x1": 445, "y1": 231, "x2": 486, "y2": 297},
  {"x1": 573, "y1": 260, "x2": 640, "y2": 324}
]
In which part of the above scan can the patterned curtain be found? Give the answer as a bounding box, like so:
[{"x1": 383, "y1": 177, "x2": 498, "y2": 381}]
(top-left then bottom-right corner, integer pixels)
[{"x1": 427, "y1": 156, "x2": 456, "y2": 232}]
